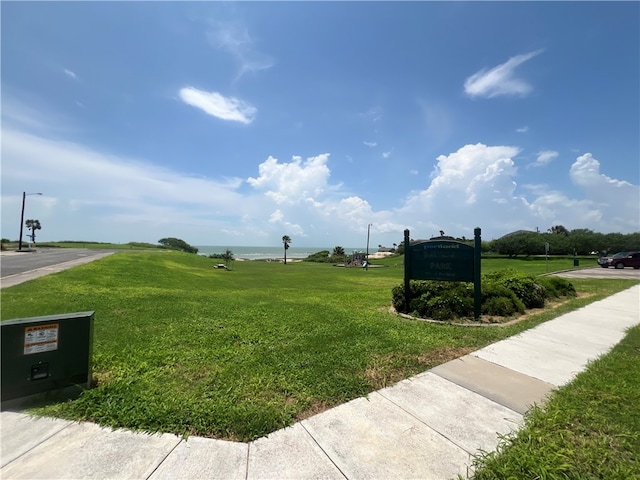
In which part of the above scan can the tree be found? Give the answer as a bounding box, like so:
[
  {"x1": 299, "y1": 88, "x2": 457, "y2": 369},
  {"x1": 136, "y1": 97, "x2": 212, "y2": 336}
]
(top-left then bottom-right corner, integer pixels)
[
  {"x1": 158, "y1": 237, "x2": 198, "y2": 254},
  {"x1": 221, "y1": 249, "x2": 234, "y2": 269},
  {"x1": 282, "y1": 235, "x2": 291, "y2": 264},
  {"x1": 332, "y1": 246, "x2": 345, "y2": 262},
  {"x1": 548, "y1": 225, "x2": 569, "y2": 236},
  {"x1": 25, "y1": 219, "x2": 41, "y2": 243}
]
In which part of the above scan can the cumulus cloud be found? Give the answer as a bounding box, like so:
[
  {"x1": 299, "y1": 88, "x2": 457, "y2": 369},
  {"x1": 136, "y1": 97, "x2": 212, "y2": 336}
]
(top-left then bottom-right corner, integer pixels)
[
  {"x1": 568, "y1": 153, "x2": 639, "y2": 231},
  {"x1": 570, "y1": 153, "x2": 633, "y2": 189},
  {"x1": 179, "y1": 87, "x2": 256, "y2": 124},
  {"x1": 464, "y1": 50, "x2": 543, "y2": 98},
  {"x1": 363, "y1": 141, "x2": 377, "y2": 147},
  {"x1": 516, "y1": 126, "x2": 529, "y2": 133},
  {"x1": 399, "y1": 143, "x2": 534, "y2": 236},
  {"x1": 247, "y1": 154, "x2": 332, "y2": 204},
  {"x1": 382, "y1": 152, "x2": 391, "y2": 159},
  {"x1": 532, "y1": 150, "x2": 559, "y2": 167}
]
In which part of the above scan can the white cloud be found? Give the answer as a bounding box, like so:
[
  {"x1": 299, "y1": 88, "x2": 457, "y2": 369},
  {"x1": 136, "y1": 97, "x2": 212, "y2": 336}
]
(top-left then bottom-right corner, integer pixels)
[
  {"x1": 267, "y1": 209, "x2": 304, "y2": 236},
  {"x1": 464, "y1": 50, "x2": 543, "y2": 98},
  {"x1": 64, "y1": 69, "x2": 77, "y2": 80},
  {"x1": 570, "y1": 153, "x2": 633, "y2": 189},
  {"x1": 532, "y1": 150, "x2": 558, "y2": 167},
  {"x1": 568, "y1": 153, "x2": 639, "y2": 231},
  {"x1": 382, "y1": 151, "x2": 391, "y2": 159},
  {"x1": 516, "y1": 126, "x2": 529, "y2": 133},
  {"x1": 363, "y1": 141, "x2": 377, "y2": 148},
  {"x1": 179, "y1": 87, "x2": 256, "y2": 124},
  {"x1": 1, "y1": 128, "x2": 247, "y2": 243},
  {"x1": 360, "y1": 106, "x2": 383, "y2": 122},
  {"x1": 399, "y1": 144, "x2": 534, "y2": 236},
  {"x1": 208, "y1": 23, "x2": 275, "y2": 81},
  {"x1": 3, "y1": 96, "x2": 638, "y2": 247},
  {"x1": 247, "y1": 154, "x2": 333, "y2": 204}
]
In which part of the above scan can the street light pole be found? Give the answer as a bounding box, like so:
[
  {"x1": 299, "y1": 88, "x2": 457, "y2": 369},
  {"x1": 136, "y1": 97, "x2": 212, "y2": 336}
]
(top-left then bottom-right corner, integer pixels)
[
  {"x1": 18, "y1": 192, "x2": 42, "y2": 251},
  {"x1": 365, "y1": 223, "x2": 372, "y2": 271}
]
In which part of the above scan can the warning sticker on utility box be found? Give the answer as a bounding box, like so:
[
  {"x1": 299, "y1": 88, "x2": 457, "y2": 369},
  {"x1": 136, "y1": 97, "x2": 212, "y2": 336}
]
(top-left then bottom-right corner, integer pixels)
[{"x1": 24, "y1": 323, "x2": 59, "y2": 355}]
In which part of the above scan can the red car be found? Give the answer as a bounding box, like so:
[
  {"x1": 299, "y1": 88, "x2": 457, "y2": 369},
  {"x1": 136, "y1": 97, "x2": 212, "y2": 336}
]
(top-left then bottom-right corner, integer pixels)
[{"x1": 597, "y1": 251, "x2": 640, "y2": 269}]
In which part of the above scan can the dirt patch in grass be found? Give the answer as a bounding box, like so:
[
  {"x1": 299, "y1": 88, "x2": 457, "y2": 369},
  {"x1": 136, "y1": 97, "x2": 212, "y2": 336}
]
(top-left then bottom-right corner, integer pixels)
[
  {"x1": 365, "y1": 346, "x2": 475, "y2": 389},
  {"x1": 295, "y1": 399, "x2": 338, "y2": 422}
]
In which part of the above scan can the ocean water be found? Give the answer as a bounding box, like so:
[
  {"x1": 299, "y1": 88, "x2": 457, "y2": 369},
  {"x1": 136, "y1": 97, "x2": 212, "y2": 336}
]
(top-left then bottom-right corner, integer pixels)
[{"x1": 196, "y1": 246, "x2": 365, "y2": 260}]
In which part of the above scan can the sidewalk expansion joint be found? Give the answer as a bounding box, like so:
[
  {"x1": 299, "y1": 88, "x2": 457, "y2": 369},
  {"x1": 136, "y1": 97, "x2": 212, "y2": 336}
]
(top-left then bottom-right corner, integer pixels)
[
  {"x1": 298, "y1": 421, "x2": 349, "y2": 480},
  {"x1": 375, "y1": 390, "x2": 476, "y2": 457}
]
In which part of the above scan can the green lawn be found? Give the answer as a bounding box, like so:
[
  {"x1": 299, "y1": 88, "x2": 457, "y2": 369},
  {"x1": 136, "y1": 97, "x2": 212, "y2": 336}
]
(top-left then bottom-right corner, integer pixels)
[
  {"x1": 467, "y1": 325, "x2": 640, "y2": 479},
  {"x1": 376, "y1": 253, "x2": 599, "y2": 275},
  {"x1": 1, "y1": 251, "x2": 636, "y2": 441}
]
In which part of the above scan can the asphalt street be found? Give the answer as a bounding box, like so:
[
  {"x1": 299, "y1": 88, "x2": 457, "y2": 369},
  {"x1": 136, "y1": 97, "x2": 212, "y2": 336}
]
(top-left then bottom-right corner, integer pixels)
[
  {"x1": 0, "y1": 248, "x2": 117, "y2": 278},
  {"x1": 0, "y1": 248, "x2": 119, "y2": 288},
  {"x1": 553, "y1": 265, "x2": 640, "y2": 280}
]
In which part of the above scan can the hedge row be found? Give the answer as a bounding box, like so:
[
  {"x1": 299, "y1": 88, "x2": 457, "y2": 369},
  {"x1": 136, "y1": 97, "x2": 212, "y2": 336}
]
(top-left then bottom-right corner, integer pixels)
[{"x1": 392, "y1": 268, "x2": 576, "y2": 321}]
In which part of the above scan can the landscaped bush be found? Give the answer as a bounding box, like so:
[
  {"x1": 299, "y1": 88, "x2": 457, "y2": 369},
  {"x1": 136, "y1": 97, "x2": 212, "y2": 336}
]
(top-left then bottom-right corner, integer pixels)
[
  {"x1": 538, "y1": 276, "x2": 577, "y2": 299},
  {"x1": 392, "y1": 281, "x2": 475, "y2": 320},
  {"x1": 481, "y1": 283, "x2": 525, "y2": 316},
  {"x1": 392, "y1": 269, "x2": 575, "y2": 321},
  {"x1": 484, "y1": 268, "x2": 546, "y2": 308}
]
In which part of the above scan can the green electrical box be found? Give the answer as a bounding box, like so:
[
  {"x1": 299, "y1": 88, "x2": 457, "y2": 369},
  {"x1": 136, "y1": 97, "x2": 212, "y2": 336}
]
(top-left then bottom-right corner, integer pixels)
[{"x1": 1, "y1": 311, "x2": 94, "y2": 403}]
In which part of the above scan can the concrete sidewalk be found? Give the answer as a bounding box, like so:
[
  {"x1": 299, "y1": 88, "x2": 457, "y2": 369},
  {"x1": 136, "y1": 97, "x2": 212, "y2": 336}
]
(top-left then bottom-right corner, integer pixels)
[{"x1": 2, "y1": 285, "x2": 638, "y2": 480}]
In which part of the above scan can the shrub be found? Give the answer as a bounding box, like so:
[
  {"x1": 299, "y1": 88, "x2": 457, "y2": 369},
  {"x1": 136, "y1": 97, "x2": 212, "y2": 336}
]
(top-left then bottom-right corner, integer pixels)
[
  {"x1": 538, "y1": 276, "x2": 577, "y2": 299},
  {"x1": 481, "y1": 283, "x2": 525, "y2": 316},
  {"x1": 304, "y1": 251, "x2": 333, "y2": 263},
  {"x1": 484, "y1": 269, "x2": 546, "y2": 309},
  {"x1": 393, "y1": 281, "x2": 474, "y2": 320},
  {"x1": 392, "y1": 269, "x2": 576, "y2": 321}
]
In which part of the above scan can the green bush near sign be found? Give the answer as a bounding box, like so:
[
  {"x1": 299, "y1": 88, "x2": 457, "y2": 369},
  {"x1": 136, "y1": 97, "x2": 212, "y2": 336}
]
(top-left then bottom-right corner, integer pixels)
[{"x1": 392, "y1": 271, "x2": 577, "y2": 322}]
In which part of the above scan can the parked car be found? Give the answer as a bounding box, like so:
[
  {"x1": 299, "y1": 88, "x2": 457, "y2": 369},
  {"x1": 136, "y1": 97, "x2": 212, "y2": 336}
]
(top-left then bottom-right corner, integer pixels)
[{"x1": 597, "y1": 251, "x2": 640, "y2": 269}]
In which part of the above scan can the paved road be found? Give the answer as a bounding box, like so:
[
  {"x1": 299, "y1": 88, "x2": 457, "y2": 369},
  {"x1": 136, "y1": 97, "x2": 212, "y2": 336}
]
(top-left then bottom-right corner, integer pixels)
[
  {"x1": 553, "y1": 266, "x2": 640, "y2": 280},
  {"x1": 0, "y1": 248, "x2": 118, "y2": 288}
]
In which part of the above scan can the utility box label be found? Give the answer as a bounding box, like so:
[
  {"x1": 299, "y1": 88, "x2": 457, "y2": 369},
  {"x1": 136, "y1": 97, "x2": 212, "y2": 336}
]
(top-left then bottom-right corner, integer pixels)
[{"x1": 24, "y1": 324, "x2": 59, "y2": 355}]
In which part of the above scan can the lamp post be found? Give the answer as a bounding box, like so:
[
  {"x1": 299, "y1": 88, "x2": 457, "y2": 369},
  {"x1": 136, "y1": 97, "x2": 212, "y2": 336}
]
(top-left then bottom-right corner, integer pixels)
[
  {"x1": 365, "y1": 223, "x2": 372, "y2": 271},
  {"x1": 18, "y1": 192, "x2": 42, "y2": 251}
]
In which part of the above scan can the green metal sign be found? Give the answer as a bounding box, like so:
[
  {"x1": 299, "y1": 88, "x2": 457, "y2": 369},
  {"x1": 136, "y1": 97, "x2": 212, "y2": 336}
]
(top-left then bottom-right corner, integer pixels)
[
  {"x1": 408, "y1": 240, "x2": 475, "y2": 282},
  {"x1": 404, "y1": 228, "x2": 482, "y2": 320}
]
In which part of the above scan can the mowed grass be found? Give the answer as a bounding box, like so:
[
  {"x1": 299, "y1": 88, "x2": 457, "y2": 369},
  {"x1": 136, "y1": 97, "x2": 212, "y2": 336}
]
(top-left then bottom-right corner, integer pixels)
[
  {"x1": 468, "y1": 325, "x2": 640, "y2": 479},
  {"x1": 1, "y1": 252, "x2": 636, "y2": 441}
]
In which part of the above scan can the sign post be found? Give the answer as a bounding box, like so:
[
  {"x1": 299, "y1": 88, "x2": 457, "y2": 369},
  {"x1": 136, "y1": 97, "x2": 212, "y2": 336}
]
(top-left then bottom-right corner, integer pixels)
[{"x1": 404, "y1": 228, "x2": 482, "y2": 320}]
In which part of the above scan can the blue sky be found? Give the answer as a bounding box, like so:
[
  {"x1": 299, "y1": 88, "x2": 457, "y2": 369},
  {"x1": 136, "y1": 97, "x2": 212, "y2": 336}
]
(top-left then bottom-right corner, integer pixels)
[{"x1": 2, "y1": 2, "x2": 638, "y2": 248}]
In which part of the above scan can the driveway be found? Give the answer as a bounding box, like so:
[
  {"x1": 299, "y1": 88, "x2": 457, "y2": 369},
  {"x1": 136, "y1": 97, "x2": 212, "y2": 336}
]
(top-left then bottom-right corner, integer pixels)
[{"x1": 0, "y1": 248, "x2": 118, "y2": 288}]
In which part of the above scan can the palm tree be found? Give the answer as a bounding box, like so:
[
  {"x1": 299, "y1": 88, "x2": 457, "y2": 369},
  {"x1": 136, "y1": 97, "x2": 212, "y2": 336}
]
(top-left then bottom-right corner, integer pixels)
[
  {"x1": 221, "y1": 249, "x2": 234, "y2": 269},
  {"x1": 282, "y1": 235, "x2": 291, "y2": 264},
  {"x1": 332, "y1": 246, "x2": 345, "y2": 262},
  {"x1": 25, "y1": 219, "x2": 41, "y2": 244}
]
